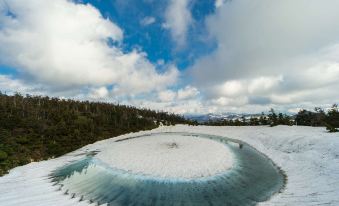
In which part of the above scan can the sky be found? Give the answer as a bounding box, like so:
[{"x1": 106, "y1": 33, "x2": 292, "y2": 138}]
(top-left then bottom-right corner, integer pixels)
[{"x1": 0, "y1": 0, "x2": 339, "y2": 115}]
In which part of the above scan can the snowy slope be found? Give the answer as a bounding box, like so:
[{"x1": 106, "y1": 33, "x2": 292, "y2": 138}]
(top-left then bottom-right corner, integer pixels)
[{"x1": 0, "y1": 125, "x2": 338, "y2": 205}]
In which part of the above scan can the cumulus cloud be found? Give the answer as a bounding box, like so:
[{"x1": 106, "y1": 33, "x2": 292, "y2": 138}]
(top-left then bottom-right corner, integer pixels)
[
  {"x1": 0, "y1": 74, "x2": 83, "y2": 98},
  {"x1": 211, "y1": 96, "x2": 248, "y2": 107},
  {"x1": 163, "y1": 0, "x2": 192, "y2": 47},
  {"x1": 0, "y1": 75, "x2": 37, "y2": 94},
  {"x1": 2, "y1": 0, "x2": 338, "y2": 115},
  {"x1": 158, "y1": 90, "x2": 177, "y2": 102},
  {"x1": 216, "y1": 80, "x2": 246, "y2": 97},
  {"x1": 140, "y1": 16, "x2": 156, "y2": 26},
  {"x1": 177, "y1": 85, "x2": 199, "y2": 100},
  {"x1": 138, "y1": 85, "x2": 203, "y2": 114},
  {"x1": 89, "y1": 87, "x2": 109, "y2": 99},
  {"x1": 190, "y1": 0, "x2": 339, "y2": 111},
  {"x1": 215, "y1": 0, "x2": 225, "y2": 8},
  {"x1": 157, "y1": 85, "x2": 199, "y2": 102},
  {"x1": 112, "y1": 64, "x2": 178, "y2": 96},
  {"x1": 134, "y1": 98, "x2": 205, "y2": 115},
  {"x1": 0, "y1": 0, "x2": 178, "y2": 97}
]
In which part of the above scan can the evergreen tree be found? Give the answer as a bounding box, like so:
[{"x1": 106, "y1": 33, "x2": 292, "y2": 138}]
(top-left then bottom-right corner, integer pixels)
[
  {"x1": 250, "y1": 117, "x2": 260, "y2": 126},
  {"x1": 326, "y1": 104, "x2": 339, "y2": 132},
  {"x1": 0, "y1": 92, "x2": 192, "y2": 175},
  {"x1": 259, "y1": 112, "x2": 268, "y2": 125},
  {"x1": 295, "y1": 108, "x2": 325, "y2": 126},
  {"x1": 268, "y1": 108, "x2": 278, "y2": 126}
]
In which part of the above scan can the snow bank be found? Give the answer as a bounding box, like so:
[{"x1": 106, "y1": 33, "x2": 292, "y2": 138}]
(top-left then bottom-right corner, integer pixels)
[
  {"x1": 156, "y1": 125, "x2": 339, "y2": 206},
  {"x1": 96, "y1": 134, "x2": 234, "y2": 179},
  {"x1": 0, "y1": 125, "x2": 338, "y2": 205}
]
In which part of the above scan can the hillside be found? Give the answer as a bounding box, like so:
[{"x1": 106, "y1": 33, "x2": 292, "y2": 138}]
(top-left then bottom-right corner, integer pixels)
[{"x1": 0, "y1": 92, "x2": 189, "y2": 175}]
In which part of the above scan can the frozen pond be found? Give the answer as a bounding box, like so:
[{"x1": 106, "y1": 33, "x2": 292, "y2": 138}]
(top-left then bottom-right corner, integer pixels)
[{"x1": 50, "y1": 133, "x2": 285, "y2": 206}]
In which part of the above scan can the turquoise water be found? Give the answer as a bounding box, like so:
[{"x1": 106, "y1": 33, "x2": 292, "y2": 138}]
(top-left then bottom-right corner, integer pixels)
[{"x1": 51, "y1": 133, "x2": 285, "y2": 206}]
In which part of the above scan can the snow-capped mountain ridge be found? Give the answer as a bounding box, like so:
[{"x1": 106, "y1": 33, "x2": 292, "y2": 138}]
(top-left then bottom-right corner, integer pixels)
[{"x1": 186, "y1": 113, "x2": 264, "y2": 123}]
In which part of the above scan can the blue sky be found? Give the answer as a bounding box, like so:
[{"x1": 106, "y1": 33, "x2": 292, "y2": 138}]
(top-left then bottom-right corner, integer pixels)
[
  {"x1": 0, "y1": 0, "x2": 339, "y2": 114},
  {"x1": 78, "y1": 0, "x2": 216, "y2": 70}
]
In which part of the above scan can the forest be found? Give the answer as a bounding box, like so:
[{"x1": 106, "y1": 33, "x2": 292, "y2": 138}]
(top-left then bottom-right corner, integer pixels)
[{"x1": 0, "y1": 92, "x2": 190, "y2": 176}]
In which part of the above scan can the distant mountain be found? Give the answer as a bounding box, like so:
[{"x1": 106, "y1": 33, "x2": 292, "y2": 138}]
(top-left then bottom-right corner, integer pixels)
[{"x1": 185, "y1": 113, "x2": 264, "y2": 123}]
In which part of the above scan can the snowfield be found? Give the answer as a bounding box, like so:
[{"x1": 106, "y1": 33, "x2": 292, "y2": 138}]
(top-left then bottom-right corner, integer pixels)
[
  {"x1": 0, "y1": 125, "x2": 338, "y2": 205},
  {"x1": 96, "y1": 134, "x2": 234, "y2": 179}
]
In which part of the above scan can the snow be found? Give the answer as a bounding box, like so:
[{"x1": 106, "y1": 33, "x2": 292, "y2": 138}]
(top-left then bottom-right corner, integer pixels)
[
  {"x1": 96, "y1": 134, "x2": 234, "y2": 179},
  {"x1": 0, "y1": 125, "x2": 339, "y2": 205},
  {"x1": 160, "y1": 125, "x2": 339, "y2": 206}
]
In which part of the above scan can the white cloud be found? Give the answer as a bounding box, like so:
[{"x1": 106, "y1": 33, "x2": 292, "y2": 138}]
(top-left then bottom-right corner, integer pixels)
[
  {"x1": 1, "y1": 0, "x2": 338, "y2": 115},
  {"x1": 164, "y1": 0, "x2": 192, "y2": 47},
  {"x1": 0, "y1": 75, "x2": 37, "y2": 95},
  {"x1": 158, "y1": 90, "x2": 176, "y2": 102},
  {"x1": 177, "y1": 85, "x2": 199, "y2": 100},
  {"x1": 206, "y1": 76, "x2": 282, "y2": 105},
  {"x1": 217, "y1": 80, "x2": 246, "y2": 97},
  {"x1": 157, "y1": 85, "x2": 199, "y2": 102},
  {"x1": 190, "y1": 0, "x2": 339, "y2": 111},
  {"x1": 134, "y1": 98, "x2": 205, "y2": 115},
  {"x1": 140, "y1": 16, "x2": 156, "y2": 26},
  {"x1": 248, "y1": 76, "x2": 283, "y2": 94},
  {"x1": 112, "y1": 63, "x2": 179, "y2": 96},
  {"x1": 151, "y1": 85, "x2": 201, "y2": 113},
  {"x1": 0, "y1": 0, "x2": 178, "y2": 98},
  {"x1": 211, "y1": 96, "x2": 248, "y2": 107},
  {"x1": 89, "y1": 86, "x2": 109, "y2": 99},
  {"x1": 215, "y1": 0, "x2": 225, "y2": 8}
]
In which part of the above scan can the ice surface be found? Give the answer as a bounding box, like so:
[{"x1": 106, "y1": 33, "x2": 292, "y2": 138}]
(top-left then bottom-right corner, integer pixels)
[
  {"x1": 0, "y1": 125, "x2": 338, "y2": 205},
  {"x1": 50, "y1": 133, "x2": 284, "y2": 205},
  {"x1": 96, "y1": 134, "x2": 234, "y2": 179}
]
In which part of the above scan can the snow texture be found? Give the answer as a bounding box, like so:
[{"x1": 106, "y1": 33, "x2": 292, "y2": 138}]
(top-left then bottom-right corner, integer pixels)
[
  {"x1": 96, "y1": 134, "x2": 234, "y2": 179},
  {"x1": 0, "y1": 125, "x2": 338, "y2": 205}
]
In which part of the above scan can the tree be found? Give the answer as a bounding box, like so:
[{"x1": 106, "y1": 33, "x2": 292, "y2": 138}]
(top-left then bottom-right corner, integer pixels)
[
  {"x1": 241, "y1": 116, "x2": 247, "y2": 125},
  {"x1": 259, "y1": 112, "x2": 268, "y2": 125},
  {"x1": 326, "y1": 104, "x2": 339, "y2": 132},
  {"x1": 0, "y1": 150, "x2": 7, "y2": 161},
  {"x1": 0, "y1": 92, "x2": 191, "y2": 175},
  {"x1": 295, "y1": 109, "x2": 325, "y2": 126},
  {"x1": 268, "y1": 108, "x2": 278, "y2": 126},
  {"x1": 250, "y1": 117, "x2": 259, "y2": 126},
  {"x1": 325, "y1": 123, "x2": 338, "y2": 133}
]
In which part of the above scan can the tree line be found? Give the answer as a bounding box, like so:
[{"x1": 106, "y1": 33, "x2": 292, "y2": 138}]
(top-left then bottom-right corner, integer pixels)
[
  {"x1": 0, "y1": 92, "x2": 191, "y2": 176},
  {"x1": 203, "y1": 105, "x2": 339, "y2": 132},
  {"x1": 0, "y1": 91, "x2": 337, "y2": 176}
]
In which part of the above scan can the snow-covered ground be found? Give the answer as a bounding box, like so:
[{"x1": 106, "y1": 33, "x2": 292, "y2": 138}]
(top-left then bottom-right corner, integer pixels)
[
  {"x1": 0, "y1": 125, "x2": 338, "y2": 205},
  {"x1": 96, "y1": 134, "x2": 234, "y2": 179}
]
